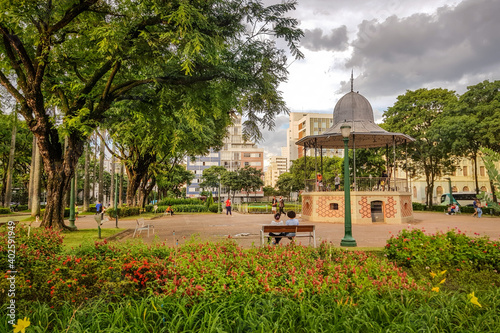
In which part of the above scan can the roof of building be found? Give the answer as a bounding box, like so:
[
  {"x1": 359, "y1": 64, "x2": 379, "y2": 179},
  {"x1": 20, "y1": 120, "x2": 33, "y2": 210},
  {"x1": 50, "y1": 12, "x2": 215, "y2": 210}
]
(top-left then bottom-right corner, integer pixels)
[{"x1": 296, "y1": 75, "x2": 414, "y2": 149}]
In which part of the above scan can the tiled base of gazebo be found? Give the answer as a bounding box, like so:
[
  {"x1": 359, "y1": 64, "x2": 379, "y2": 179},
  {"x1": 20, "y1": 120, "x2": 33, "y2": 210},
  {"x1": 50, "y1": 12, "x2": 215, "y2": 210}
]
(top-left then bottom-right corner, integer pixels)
[{"x1": 301, "y1": 191, "x2": 414, "y2": 224}]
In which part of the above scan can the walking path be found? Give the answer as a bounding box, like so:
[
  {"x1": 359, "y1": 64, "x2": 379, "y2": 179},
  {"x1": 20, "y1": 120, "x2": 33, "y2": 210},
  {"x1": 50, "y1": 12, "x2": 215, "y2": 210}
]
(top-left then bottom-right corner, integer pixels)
[{"x1": 22, "y1": 211, "x2": 499, "y2": 249}]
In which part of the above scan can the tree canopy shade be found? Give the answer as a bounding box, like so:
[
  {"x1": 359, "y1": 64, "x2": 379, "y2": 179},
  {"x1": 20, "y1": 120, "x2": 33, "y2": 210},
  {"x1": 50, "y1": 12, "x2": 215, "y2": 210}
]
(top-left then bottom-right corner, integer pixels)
[
  {"x1": 383, "y1": 88, "x2": 458, "y2": 207},
  {"x1": 0, "y1": 0, "x2": 303, "y2": 228}
]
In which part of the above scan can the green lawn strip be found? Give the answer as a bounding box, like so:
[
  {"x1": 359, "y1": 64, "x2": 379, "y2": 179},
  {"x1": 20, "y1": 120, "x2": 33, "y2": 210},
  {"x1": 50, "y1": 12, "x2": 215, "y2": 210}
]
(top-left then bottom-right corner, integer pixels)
[{"x1": 61, "y1": 228, "x2": 126, "y2": 250}]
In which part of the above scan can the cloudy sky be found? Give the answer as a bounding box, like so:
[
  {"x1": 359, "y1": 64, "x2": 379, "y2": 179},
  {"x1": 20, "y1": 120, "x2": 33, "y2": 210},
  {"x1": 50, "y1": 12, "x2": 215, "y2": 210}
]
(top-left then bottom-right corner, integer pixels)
[{"x1": 260, "y1": 0, "x2": 500, "y2": 167}]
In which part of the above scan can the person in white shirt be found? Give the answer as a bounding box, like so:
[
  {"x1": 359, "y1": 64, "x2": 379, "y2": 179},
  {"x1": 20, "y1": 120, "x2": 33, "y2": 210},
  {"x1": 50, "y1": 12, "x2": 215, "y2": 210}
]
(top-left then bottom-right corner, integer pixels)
[
  {"x1": 268, "y1": 213, "x2": 284, "y2": 245},
  {"x1": 285, "y1": 210, "x2": 299, "y2": 239}
]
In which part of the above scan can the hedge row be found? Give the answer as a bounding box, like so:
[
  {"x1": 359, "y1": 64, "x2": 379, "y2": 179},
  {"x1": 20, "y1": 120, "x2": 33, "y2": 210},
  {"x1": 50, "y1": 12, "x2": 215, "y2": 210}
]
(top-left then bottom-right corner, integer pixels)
[
  {"x1": 158, "y1": 198, "x2": 203, "y2": 206},
  {"x1": 0, "y1": 208, "x2": 10, "y2": 214},
  {"x1": 106, "y1": 207, "x2": 141, "y2": 218},
  {"x1": 412, "y1": 202, "x2": 492, "y2": 214}
]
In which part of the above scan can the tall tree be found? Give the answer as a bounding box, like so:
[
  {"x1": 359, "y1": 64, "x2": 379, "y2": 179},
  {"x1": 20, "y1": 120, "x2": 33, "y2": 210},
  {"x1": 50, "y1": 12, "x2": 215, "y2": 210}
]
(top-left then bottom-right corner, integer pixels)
[
  {"x1": 98, "y1": 129, "x2": 105, "y2": 204},
  {"x1": 238, "y1": 166, "x2": 264, "y2": 202},
  {"x1": 0, "y1": 0, "x2": 303, "y2": 229},
  {"x1": 83, "y1": 143, "x2": 90, "y2": 211},
  {"x1": 3, "y1": 108, "x2": 17, "y2": 207},
  {"x1": 383, "y1": 88, "x2": 458, "y2": 207},
  {"x1": 453, "y1": 80, "x2": 500, "y2": 201}
]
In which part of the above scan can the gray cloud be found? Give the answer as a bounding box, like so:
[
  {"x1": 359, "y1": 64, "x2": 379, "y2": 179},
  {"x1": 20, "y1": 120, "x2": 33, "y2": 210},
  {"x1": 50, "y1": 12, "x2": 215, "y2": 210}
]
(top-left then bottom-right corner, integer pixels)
[
  {"x1": 301, "y1": 26, "x2": 349, "y2": 52},
  {"x1": 345, "y1": 0, "x2": 500, "y2": 97}
]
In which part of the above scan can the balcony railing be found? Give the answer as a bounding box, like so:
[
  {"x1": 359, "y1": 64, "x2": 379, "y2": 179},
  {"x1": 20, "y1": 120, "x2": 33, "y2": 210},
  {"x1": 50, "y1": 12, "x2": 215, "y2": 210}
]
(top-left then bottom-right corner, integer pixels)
[{"x1": 304, "y1": 177, "x2": 409, "y2": 193}]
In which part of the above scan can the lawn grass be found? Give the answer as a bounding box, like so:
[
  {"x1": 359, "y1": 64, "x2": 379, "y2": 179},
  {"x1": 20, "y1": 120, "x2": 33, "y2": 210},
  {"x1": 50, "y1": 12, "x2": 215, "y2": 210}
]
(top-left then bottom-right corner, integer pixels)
[{"x1": 61, "y1": 228, "x2": 126, "y2": 250}]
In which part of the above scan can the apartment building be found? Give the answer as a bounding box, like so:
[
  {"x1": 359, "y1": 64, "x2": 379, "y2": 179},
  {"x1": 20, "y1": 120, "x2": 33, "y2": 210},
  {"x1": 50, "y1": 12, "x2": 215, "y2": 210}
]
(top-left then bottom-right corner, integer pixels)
[
  {"x1": 285, "y1": 112, "x2": 343, "y2": 169},
  {"x1": 264, "y1": 156, "x2": 288, "y2": 188},
  {"x1": 186, "y1": 115, "x2": 264, "y2": 200}
]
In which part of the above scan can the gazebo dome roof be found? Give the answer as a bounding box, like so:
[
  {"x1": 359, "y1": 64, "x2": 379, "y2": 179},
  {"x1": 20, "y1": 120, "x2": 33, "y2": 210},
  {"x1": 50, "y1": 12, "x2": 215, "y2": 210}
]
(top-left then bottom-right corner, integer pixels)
[
  {"x1": 295, "y1": 74, "x2": 415, "y2": 149},
  {"x1": 333, "y1": 91, "x2": 374, "y2": 124}
]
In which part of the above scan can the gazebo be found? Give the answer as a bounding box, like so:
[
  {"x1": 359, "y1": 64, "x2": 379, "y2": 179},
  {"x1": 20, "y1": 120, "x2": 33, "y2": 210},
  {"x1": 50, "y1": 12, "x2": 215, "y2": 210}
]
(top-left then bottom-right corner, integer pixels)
[{"x1": 295, "y1": 77, "x2": 415, "y2": 224}]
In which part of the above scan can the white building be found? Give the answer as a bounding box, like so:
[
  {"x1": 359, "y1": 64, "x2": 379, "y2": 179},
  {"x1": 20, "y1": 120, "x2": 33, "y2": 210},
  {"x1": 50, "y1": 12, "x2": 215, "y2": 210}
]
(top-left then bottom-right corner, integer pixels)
[{"x1": 285, "y1": 112, "x2": 343, "y2": 169}]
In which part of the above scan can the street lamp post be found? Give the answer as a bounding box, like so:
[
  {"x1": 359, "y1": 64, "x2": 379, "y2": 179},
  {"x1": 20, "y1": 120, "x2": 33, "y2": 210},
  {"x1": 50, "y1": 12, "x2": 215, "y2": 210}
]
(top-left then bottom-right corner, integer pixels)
[
  {"x1": 115, "y1": 172, "x2": 119, "y2": 228},
  {"x1": 218, "y1": 175, "x2": 221, "y2": 214},
  {"x1": 444, "y1": 177, "x2": 453, "y2": 205},
  {"x1": 340, "y1": 124, "x2": 357, "y2": 247}
]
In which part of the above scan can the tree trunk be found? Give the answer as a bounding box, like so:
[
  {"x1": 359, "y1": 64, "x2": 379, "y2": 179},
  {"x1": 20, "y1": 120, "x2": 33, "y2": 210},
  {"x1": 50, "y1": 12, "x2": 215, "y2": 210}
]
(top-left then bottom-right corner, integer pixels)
[
  {"x1": 31, "y1": 139, "x2": 41, "y2": 217},
  {"x1": 83, "y1": 143, "x2": 90, "y2": 211},
  {"x1": 98, "y1": 129, "x2": 105, "y2": 203},
  {"x1": 28, "y1": 136, "x2": 36, "y2": 209},
  {"x1": 110, "y1": 145, "x2": 115, "y2": 208},
  {"x1": 140, "y1": 175, "x2": 156, "y2": 208},
  {"x1": 4, "y1": 109, "x2": 17, "y2": 207},
  {"x1": 93, "y1": 133, "x2": 98, "y2": 202},
  {"x1": 490, "y1": 179, "x2": 497, "y2": 203}
]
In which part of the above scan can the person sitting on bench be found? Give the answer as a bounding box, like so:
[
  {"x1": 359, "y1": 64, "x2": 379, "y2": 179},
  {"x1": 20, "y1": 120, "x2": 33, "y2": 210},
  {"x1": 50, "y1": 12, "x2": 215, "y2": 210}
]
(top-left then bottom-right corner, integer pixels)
[
  {"x1": 165, "y1": 205, "x2": 174, "y2": 216},
  {"x1": 268, "y1": 213, "x2": 285, "y2": 245},
  {"x1": 285, "y1": 210, "x2": 299, "y2": 239}
]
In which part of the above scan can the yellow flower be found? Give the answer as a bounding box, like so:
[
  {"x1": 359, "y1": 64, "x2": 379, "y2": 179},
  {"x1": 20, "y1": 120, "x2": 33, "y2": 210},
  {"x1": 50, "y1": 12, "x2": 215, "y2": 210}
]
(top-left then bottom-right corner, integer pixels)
[
  {"x1": 468, "y1": 292, "x2": 482, "y2": 308},
  {"x1": 440, "y1": 270, "x2": 447, "y2": 275},
  {"x1": 430, "y1": 272, "x2": 437, "y2": 278},
  {"x1": 439, "y1": 278, "x2": 446, "y2": 284},
  {"x1": 431, "y1": 287, "x2": 440, "y2": 292},
  {"x1": 13, "y1": 317, "x2": 30, "y2": 333}
]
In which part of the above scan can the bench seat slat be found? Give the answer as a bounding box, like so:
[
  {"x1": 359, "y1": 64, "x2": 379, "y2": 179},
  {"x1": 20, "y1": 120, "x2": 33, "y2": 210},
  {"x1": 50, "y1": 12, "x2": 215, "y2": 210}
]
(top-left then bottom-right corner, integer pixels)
[{"x1": 262, "y1": 225, "x2": 315, "y2": 233}]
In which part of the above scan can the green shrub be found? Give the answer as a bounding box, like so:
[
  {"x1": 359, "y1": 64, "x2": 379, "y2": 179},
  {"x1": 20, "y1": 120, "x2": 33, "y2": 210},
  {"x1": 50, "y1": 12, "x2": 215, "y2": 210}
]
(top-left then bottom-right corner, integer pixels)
[
  {"x1": 412, "y1": 202, "x2": 426, "y2": 211},
  {"x1": 106, "y1": 207, "x2": 141, "y2": 218},
  {"x1": 208, "y1": 204, "x2": 221, "y2": 213},
  {"x1": 158, "y1": 198, "x2": 203, "y2": 206},
  {"x1": 85, "y1": 204, "x2": 97, "y2": 213},
  {"x1": 0, "y1": 208, "x2": 10, "y2": 214},
  {"x1": 384, "y1": 228, "x2": 500, "y2": 270}
]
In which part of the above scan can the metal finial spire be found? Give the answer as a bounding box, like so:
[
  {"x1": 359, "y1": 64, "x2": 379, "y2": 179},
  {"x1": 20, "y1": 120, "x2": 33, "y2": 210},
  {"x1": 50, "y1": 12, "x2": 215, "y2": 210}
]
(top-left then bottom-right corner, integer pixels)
[{"x1": 350, "y1": 70, "x2": 353, "y2": 92}]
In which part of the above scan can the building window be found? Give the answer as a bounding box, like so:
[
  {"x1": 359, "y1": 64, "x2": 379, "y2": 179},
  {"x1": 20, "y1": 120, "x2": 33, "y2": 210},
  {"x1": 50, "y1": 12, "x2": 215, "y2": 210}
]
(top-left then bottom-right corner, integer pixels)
[
  {"x1": 452, "y1": 186, "x2": 457, "y2": 193},
  {"x1": 481, "y1": 186, "x2": 488, "y2": 192},
  {"x1": 463, "y1": 186, "x2": 470, "y2": 192},
  {"x1": 330, "y1": 203, "x2": 339, "y2": 210},
  {"x1": 244, "y1": 162, "x2": 249, "y2": 166},
  {"x1": 463, "y1": 166, "x2": 468, "y2": 176},
  {"x1": 480, "y1": 166, "x2": 485, "y2": 177}
]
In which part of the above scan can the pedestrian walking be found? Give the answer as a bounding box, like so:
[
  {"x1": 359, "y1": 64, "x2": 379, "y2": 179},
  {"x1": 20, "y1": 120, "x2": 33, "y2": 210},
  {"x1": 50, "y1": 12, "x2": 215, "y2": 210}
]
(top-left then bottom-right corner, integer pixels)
[
  {"x1": 279, "y1": 196, "x2": 285, "y2": 215},
  {"x1": 271, "y1": 196, "x2": 278, "y2": 214},
  {"x1": 225, "y1": 198, "x2": 232, "y2": 216}
]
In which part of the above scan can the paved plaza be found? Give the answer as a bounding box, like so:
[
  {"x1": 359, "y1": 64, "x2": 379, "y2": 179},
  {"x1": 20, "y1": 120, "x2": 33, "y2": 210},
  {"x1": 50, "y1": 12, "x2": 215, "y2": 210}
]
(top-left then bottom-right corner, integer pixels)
[{"x1": 31, "y1": 210, "x2": 500, "y2": 249}]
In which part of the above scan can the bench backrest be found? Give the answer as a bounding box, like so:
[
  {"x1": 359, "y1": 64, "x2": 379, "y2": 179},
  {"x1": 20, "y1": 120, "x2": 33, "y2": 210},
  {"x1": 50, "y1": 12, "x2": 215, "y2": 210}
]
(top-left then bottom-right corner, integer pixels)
[{"x1": 262, "y1": 225, "x2": 315, "y2": 233}]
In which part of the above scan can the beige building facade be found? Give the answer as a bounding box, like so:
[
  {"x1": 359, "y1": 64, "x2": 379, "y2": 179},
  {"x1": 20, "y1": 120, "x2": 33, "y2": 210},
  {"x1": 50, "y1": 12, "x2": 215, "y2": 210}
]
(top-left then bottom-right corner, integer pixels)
[{"x1": 285, "y1": 112, "x2": 343, "y2": 169}]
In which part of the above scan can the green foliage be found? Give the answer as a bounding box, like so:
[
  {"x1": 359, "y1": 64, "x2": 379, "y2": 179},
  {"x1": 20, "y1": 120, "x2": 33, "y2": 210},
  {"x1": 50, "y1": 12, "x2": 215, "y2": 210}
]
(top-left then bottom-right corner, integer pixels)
[
  {"x1": 158, "y1": 198, "x2": 203, "y2": 206},
  {"x1": 0, "y1": 208, "x2": 10, "y2": 214},
  {"x1": 383, "y1": 88, "x2": 459, "y2": 206},
  {"x1": 288, "y1": 156, "x2": 342, "y2": 189},
  {"x1": 478, "y1": 147, "x2": 500, "y2": 211},
  {"x1": 200, "y1": 166, "x2": 226, "y2": 189},
  {"x1": 0, "y1": 224, "x2": 63, "y2": 272},
  {"x1": 106, "y1": 207, "x2": 141, "y2": 218},
  {"x1": 384, "y1": 228, "x2": 500, "y2": 270},
  {"x1": 208, "y1": 203, "x2": 220, "y2": 213},
  {"x1": 238, "y1": 166, "x2": 264, "y2": 201}
]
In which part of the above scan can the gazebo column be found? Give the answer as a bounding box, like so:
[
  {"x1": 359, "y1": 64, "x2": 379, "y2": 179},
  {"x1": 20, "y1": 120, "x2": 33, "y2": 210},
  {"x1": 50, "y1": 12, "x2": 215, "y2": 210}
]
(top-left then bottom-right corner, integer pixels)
[
  {"x1": 304, "y1": 144, "x2": 307, "y2": 190},
  {"x1": 320, "y1": 146, "x2": 323, "y2": 176}
]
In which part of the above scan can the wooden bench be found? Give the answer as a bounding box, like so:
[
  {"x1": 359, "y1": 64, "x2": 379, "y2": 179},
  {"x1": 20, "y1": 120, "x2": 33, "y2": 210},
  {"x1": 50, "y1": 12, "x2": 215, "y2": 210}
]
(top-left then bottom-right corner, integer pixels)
[{"x1": 260, "y1": 225, "x2": 316, "y2": 247}]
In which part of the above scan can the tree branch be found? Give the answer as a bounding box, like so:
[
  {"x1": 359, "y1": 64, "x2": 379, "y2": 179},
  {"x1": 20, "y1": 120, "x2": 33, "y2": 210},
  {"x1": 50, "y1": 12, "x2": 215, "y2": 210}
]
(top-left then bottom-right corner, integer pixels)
[
  {"x1": 47, "y1": 0, "x2": 100, "y2": 35},
  {"x1": 0, "y1": 25, "x2": 36, "y2": 81},
  {"x1": 102, "y1": 61, "x2": 121, "y2": 100}
]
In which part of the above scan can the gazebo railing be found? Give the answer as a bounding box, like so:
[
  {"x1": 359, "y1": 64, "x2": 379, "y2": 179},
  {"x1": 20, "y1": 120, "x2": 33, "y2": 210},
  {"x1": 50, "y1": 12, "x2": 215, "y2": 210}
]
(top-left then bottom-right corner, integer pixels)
[{"x1": 305, "y1": 177, "x2": 409, "y2": 193}]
